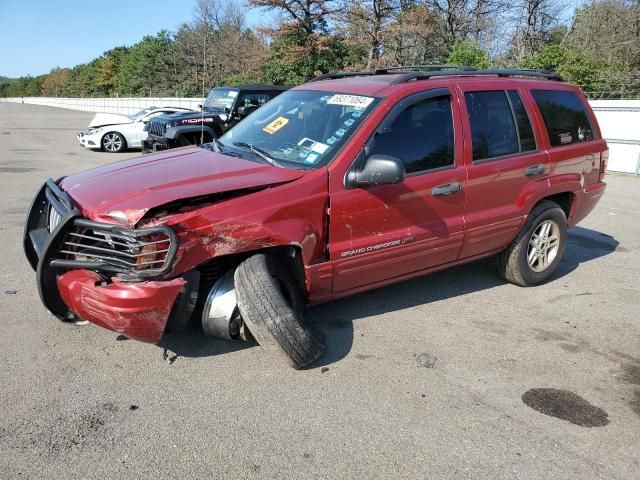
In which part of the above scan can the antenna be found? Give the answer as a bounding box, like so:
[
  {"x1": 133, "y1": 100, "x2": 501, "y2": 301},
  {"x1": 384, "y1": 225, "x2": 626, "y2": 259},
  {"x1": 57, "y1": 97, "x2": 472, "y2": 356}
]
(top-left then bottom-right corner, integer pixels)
[{"x1": 201, "y1": 21, "x2": 206, "y2": 145}]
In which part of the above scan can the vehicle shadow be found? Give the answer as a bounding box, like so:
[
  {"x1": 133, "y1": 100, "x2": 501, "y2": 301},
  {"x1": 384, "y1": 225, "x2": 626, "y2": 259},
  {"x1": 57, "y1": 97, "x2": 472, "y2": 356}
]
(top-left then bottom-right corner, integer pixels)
[
  {"x1": 155, "y1": 226, "x2": 619, "y2": 366},
  {"x1": 158, "y1": 318, "x2": 255, "y2": 359},
  {"x1": 306, "y1": 226, "x2": 620, "y2": 369}
]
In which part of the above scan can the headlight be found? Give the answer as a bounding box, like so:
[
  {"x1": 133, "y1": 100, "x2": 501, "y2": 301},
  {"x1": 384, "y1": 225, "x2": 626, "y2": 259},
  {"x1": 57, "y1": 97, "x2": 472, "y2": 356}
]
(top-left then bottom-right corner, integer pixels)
[{"x1": 88, "y1": 127, "x2": 103, "y2": 135}]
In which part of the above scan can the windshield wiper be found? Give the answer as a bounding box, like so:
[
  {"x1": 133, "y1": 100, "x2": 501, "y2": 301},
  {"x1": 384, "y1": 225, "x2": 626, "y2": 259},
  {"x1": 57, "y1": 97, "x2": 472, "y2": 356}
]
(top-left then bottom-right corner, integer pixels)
[
  {"x1": 233, "y1": 142, "x2": 283, "y2": 168},
  {"x1": 199, "y1": 138, "x2": 222, "y2": 153}
]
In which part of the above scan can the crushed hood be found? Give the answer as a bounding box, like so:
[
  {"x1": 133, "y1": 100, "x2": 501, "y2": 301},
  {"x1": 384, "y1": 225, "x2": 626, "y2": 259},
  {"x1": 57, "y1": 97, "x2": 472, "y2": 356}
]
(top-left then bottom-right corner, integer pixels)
[
  {"x1": 88, "y1": 113, "x2": 133, "y2": 128},
  {"x1": 60, "y1": 147, "x2": 306, "y2": 225}
]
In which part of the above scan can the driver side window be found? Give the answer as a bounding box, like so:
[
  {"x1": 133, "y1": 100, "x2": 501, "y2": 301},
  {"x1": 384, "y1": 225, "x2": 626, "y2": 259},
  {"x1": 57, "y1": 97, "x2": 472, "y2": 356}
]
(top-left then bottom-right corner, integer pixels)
[{"x1": 370, "y1": 95, "x2": 455, "y2": 174}]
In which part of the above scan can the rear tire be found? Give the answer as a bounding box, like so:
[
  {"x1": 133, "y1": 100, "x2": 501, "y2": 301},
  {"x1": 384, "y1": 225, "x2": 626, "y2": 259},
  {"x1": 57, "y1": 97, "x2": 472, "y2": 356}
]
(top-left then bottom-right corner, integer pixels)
[
  {"x1": 497, "y1": 200, "x2": 568, "y2": 287},
  {"x1": 234, "y1": 254, "x2": 324, "y2": 368}
]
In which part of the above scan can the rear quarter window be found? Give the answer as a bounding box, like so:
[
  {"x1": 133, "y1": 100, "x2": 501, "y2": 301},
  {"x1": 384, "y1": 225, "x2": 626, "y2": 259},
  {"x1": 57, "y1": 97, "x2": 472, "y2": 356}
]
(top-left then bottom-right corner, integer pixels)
[{"x1": 531, "y1": 90, "x2": 595, "y2": 147}]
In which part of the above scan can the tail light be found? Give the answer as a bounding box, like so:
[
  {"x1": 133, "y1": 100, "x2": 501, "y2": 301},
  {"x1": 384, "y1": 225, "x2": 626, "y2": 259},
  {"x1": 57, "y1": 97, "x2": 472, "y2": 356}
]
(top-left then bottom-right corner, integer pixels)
[{"x1": 599, "y1": 148, "x2": 608, "y2": 181}]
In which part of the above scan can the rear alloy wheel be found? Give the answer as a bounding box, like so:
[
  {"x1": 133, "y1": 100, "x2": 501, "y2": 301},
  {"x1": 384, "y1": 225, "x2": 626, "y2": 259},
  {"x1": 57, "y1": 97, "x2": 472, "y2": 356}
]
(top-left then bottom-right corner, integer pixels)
[
  {"x1": 527, "y1": 220, "x2": 561, "y2": 272},
  {"x1": 497, "y1": 200, "x2": 568, "y2": 287},
  {"x1": 101, "y1": 132, "x2": 126, "y2": 153},
  {"x1": 234, "y1": 254, "x2": 325, "y2": 368}
]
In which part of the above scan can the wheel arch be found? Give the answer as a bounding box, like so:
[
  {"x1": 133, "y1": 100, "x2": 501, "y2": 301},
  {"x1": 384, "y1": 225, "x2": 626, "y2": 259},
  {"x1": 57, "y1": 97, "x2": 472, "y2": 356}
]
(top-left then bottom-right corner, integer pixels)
[
  {"x1": 539, "y1": 191, "x2": 575, "y2": 221},
  {"x1": 197, "y1": 244, "x2": 308, "y2": 298}
]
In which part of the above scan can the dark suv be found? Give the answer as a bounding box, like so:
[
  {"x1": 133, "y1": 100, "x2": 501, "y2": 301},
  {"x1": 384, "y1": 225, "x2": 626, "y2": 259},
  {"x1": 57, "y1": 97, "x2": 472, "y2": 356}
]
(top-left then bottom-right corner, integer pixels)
[
  {"x1": 142, "y1": 84, "x2": 288, "y2": 152},
  {"x1": 25, "y1": 67, "x2": 607, "y2": 368}
]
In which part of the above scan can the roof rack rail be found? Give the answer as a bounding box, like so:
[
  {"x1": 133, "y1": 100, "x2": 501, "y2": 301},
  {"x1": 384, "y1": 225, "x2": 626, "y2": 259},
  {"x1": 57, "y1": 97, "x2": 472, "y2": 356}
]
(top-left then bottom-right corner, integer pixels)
[
  {"x1": 390, "y1": 68, "x2": 564, "y2": 84},
  {"x1": 309, "y1": 65, "x2": 476, "y2": 82},
  {"x1": 309, "y1": 67, "x2": 563, "y2": 84},
  {"x1": 309, "y1": 71, "x2": 378, "y2": 82},
  {"x1": 374, "y1": 65, "x2": 476, "y2": 74}
]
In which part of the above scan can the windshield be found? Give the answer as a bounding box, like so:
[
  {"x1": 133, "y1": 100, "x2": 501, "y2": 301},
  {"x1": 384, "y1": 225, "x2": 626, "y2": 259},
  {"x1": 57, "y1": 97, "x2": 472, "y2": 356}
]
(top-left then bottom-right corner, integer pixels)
[
  {"x1": 217, "y1": 90, "x2": 379, "y2": 169},
  {"x1": 129, "y1": 108, "x2": 151, "y2": 121},
  {"x1": 204, "y1": 88, "x2": 238, "y2": 111}
]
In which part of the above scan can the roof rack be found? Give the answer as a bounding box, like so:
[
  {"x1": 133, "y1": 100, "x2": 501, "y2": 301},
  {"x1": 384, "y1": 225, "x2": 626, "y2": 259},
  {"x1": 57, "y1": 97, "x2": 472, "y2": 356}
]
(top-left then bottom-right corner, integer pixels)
[
  {"x1": 309, "y1": 71, "x2": 378, "y2": 82},
  {"x1": 374, "y1": 65, "x2": 476, "y2": 74},
  {"x1": 309, "y1": 67, "x2": 563, "y2": 84}
]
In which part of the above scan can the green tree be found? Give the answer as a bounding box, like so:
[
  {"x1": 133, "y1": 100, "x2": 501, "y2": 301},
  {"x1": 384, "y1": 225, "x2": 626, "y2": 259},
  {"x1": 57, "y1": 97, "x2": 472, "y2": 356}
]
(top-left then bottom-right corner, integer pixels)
[
  {"x1": 447, "y1": 40, "x2": 490, "y2": 69},
  {"x1": 116, "y1": 31, "x2": 176, "y2": 96},
  {"x1": 521, "y1": 44, "x2": 608, "y2": 93}
]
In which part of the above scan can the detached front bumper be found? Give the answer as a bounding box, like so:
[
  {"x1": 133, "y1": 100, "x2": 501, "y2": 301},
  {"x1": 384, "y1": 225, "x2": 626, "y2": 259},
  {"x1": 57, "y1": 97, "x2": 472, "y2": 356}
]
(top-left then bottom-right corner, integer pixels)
[{"x1": 24, "y1": 179, "x2": 191, "y2": 343}]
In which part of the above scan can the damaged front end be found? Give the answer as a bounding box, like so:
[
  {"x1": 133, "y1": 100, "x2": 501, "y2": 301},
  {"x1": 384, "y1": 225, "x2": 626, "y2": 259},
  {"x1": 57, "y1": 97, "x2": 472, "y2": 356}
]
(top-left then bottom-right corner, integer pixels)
[{"x1": 23, "y1": 179, "x2": 194, "y2": 343}]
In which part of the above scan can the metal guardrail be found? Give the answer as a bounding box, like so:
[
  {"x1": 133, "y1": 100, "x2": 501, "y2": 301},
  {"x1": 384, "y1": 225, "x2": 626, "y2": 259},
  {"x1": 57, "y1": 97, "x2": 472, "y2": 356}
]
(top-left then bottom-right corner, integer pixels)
[{"x1": 604, "y1": 139, "x2": 640, "y2": 175}]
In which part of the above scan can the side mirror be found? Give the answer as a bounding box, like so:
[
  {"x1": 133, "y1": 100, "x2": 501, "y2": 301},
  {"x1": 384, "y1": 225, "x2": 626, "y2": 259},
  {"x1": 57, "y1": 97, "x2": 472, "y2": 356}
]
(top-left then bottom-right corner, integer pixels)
[
  {"x1": 197, "y1": 103, "x2": 203, "y2": 111},
  {"x1": 346, "y1": 154, "x2": 405, "y2": 188}
]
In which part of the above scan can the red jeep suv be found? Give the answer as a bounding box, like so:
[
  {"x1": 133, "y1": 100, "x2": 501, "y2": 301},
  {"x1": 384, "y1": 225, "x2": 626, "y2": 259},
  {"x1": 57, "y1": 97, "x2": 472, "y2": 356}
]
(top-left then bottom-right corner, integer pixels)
[{"x1": 24, "y1": 67, "x2": 607, "y2": 368}]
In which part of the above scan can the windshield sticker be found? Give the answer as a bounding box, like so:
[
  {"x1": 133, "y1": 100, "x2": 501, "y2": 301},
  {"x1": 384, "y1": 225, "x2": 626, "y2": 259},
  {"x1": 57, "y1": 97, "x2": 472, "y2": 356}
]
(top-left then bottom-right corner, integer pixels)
[
  {"x1": 335, "y1": 128, "x2": 346, "y2": 138},
  {"x1": 311, "y1": 142, "x2": 329, "y2": 154},
  {"x1": 297, "y1": 137, "x2": 315, "y2": 149},
  {"x1": 352, "y1": 110, "x2": 363, "y2": 118},
  {"x1": 297, "y1": 138, "x2": 329, "y2": 155},
  {"x1": 227, "y1": 91, "x2": 238, "y2": 98},
  {"x1": 344, "y1": 118, "x2": 355, "y2": 127},
  {"x1": 326, "y1": 136, "x2": 337, "y2": 145},
  {"x1": 328, "y1": 94, "x2": 374, "y2": 108},
  {"x1": 304, "y1": 153, "x2": 320, "y2": 164},
  {"x1": 559, "y1": 133, "x2": 572, "y2": 144},
  {"x1": 263, "y1": 116, "x2": 289, "y2": 134}
]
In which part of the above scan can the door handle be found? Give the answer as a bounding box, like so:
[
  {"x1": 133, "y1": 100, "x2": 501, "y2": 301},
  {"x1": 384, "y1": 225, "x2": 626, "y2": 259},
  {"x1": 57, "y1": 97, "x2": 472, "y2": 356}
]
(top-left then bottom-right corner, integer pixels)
[
  {"x1": 431, "y1": 182, "x2": 462, "y2": 197},
  {"x1": 524, "y1": 164, "x2": 546, "y2": 176}
]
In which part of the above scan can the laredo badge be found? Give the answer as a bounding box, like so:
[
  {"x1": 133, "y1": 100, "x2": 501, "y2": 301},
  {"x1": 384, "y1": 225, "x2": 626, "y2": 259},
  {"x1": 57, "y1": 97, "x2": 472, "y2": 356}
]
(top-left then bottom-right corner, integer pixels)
[{"x1": 263, "y1": 116, "x2": 289, "y2": 134}]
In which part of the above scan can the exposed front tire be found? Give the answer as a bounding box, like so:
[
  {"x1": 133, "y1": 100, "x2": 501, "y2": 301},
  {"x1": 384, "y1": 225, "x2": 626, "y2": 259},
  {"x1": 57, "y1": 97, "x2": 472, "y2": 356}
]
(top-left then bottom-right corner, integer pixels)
[
  {"x1": 101, "y1": 132, "x2": 126, "y2": 153},
  {"x1": 497, "y1": 200, "x2": 568, "y2": 287},
  {"x1": 234, "y1": 254, "x2": 324, "y2": 368}
]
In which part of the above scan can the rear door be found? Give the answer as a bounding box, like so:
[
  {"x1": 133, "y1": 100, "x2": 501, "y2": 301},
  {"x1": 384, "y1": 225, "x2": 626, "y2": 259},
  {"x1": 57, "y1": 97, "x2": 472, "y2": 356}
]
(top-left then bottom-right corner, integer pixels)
[
  {"x1": 329, "y1": 88, "x2": 467, "y2": 292},
  {"x1": 457, "y1": 82, "x2": 550, "y2": 259}
]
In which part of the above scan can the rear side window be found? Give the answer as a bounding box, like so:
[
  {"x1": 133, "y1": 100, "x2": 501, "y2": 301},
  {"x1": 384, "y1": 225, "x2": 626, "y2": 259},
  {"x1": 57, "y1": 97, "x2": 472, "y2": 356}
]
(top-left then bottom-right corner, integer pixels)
[
  {"x1": 531, "y1": 90, "x2": 594, "y2": 147},
  {"x1": 465, "y1": 90, "x2": 536, "y2": 161},
  {"x1": 370, "y1": 95, "x2": 454, "y2": 174}
]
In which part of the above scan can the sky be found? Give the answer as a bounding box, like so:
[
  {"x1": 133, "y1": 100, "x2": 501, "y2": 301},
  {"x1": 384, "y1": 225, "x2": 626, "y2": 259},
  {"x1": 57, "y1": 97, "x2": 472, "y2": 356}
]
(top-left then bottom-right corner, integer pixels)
[{"x1": 0, "y1": 0, "x2": 264, "y2": 78}]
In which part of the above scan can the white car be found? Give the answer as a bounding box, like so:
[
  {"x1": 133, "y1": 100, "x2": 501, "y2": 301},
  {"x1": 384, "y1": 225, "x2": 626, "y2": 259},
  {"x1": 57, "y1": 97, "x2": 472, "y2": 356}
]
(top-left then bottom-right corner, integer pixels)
[{"x1": 77, "y1": 106, "x2": 194, "y2": 153}]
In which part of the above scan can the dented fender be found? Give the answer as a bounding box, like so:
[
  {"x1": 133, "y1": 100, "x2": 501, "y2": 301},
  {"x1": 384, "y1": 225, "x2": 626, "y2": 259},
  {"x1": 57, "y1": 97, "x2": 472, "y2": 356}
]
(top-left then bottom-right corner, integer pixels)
[{"x1": 154, "y1": 168, "x2": 330, "y2": 278}]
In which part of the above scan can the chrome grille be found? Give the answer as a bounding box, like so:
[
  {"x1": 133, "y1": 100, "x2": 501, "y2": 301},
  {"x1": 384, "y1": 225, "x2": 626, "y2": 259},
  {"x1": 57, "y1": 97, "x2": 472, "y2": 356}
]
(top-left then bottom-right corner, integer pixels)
[
  {"x1": 148, "y1": 120, "x2": 167, "y2": 137},
  {"x1": 58, "y1": 221, "x2": 175, "y2": 275}
]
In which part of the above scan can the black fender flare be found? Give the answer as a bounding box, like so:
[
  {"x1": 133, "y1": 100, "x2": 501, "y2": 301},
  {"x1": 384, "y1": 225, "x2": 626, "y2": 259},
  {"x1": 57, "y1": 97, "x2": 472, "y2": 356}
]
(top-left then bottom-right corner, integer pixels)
[{"x1": 165, "y1": 125, "x2": 218, "y2": 141}]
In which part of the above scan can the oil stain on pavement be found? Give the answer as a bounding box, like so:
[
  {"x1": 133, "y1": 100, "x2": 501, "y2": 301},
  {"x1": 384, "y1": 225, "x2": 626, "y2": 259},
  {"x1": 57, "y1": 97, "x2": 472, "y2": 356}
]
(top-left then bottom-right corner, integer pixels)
[{"x1": 522, "y1": 388, "x2": 609, "y2": 427}]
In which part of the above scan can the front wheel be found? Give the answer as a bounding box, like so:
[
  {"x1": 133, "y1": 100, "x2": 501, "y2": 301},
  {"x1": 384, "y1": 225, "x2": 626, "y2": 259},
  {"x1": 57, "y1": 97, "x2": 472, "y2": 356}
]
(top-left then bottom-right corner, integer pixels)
[
  {"x1": 497, "y1": 200, "x2": 568, "y2": 287},
  {"x1": 234, "y1": 254, "x2": 325, "y2": 368},
  {"x1": 101, "y1": 132, "x2": 126, "y2": 153}
]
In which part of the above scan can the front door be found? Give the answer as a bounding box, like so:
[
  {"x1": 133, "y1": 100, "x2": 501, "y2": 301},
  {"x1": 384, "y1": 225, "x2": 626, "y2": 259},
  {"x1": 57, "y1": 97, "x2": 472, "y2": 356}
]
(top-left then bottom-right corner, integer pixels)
[{"x1": 329, "y1": 89, "x2": 467, "y2": 293}]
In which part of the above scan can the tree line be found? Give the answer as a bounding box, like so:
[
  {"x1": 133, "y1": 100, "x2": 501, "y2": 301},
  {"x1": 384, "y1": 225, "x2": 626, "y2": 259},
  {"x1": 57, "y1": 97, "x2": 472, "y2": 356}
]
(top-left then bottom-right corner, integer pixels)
[{"x1": 2, "y1": 0, "x2": 639, "y2": 98}]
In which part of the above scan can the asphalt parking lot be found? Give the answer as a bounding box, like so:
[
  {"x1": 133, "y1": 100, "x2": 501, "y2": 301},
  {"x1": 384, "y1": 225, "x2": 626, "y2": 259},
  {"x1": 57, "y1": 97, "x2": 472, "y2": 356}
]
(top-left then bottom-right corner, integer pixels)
[{"x1": 1, "y1": 102, "x2": 639, "y2": 479}]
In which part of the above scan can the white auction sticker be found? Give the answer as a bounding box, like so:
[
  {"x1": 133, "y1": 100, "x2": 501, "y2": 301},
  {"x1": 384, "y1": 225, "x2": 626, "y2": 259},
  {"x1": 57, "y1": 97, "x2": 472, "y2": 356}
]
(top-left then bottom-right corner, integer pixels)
[{"x1": 327, "y1": 94, "x2": 374, "y2": 108}]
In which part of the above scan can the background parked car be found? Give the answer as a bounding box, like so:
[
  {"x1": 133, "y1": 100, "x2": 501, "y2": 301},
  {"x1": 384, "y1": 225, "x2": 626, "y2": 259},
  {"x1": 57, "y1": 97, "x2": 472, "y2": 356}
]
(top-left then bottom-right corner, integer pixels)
[
  {"x1": 142, "y1": 84, "x2": 288, "y2": 152},
  {"x1": 77, "y1": 106, "x2": 194, "y2": 153}
]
